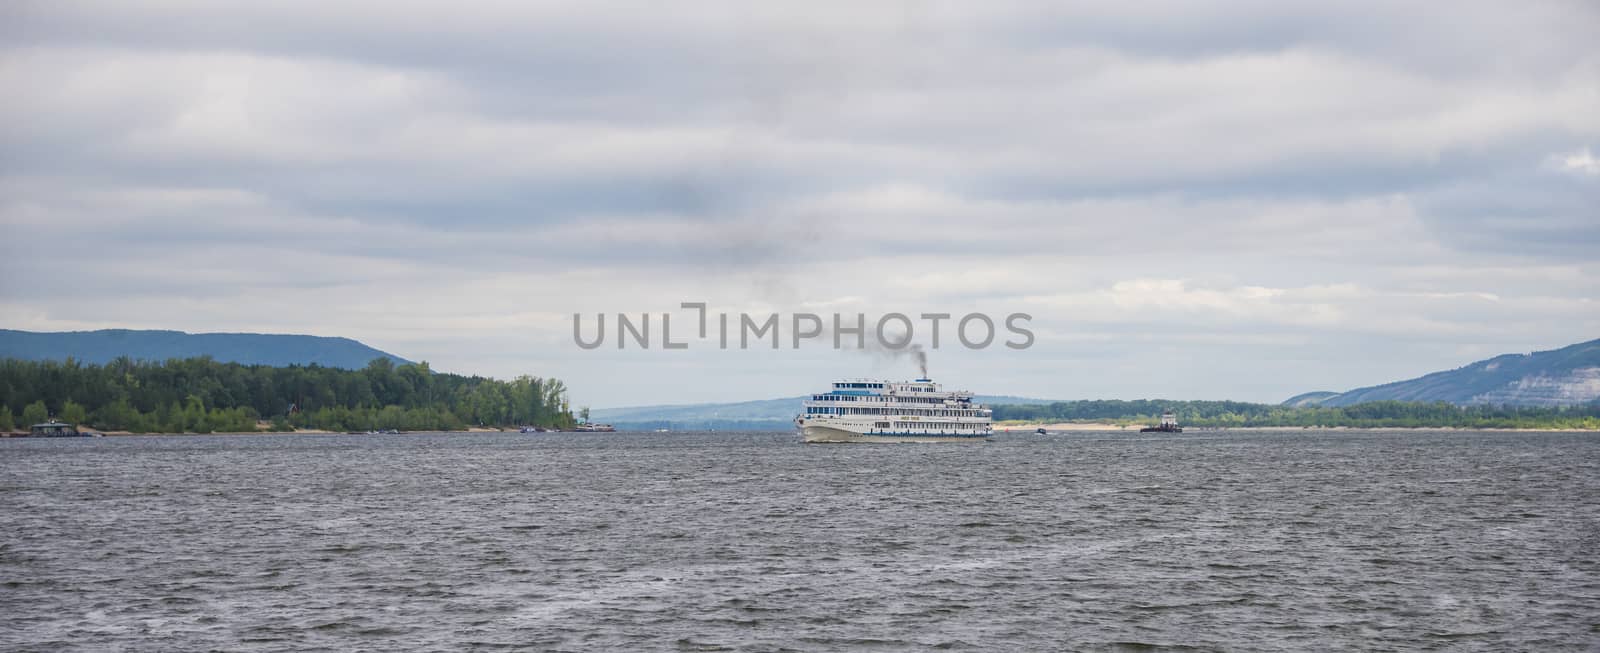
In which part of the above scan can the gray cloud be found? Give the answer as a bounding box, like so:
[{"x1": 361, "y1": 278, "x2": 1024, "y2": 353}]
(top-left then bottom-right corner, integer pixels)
[{"x1": 2, "y1": 1, "x2": 1597, "y2": 405}]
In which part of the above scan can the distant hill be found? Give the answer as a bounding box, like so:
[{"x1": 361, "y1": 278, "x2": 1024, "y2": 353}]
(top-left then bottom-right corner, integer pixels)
[
  {"x1": 590, "y1": 394, "x2": 1058, "y2": 430},
  {"x1": 0, "y1": 329, "x2": 411, "y2": 369},
  {"x1": 1285, "y1": 338, "x2": 1600, "y2": 407},
  {"x1": 1281, "y1": 391, "x2": 1341, "y2": 408}
]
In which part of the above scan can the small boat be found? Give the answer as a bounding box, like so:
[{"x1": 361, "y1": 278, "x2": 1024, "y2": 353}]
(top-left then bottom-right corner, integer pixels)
[
  {"x1": 1140, "y1": 412, "x2": 1183, "y2": 433},
  {"x1": 27, "y1": 421, "x2": 98, "y2": 438},
  {"x1": 1035, "y1": 427, "x2": 1048, "y2": 435}
]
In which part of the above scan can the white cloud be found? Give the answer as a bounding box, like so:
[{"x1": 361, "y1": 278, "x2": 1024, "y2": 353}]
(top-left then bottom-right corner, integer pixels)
[{"x1": 1549, "y1": 148, "x2": 1600, "y2": 177}]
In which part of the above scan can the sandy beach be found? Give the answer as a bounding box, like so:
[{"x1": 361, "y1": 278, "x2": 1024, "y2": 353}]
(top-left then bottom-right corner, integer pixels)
[
  {"x1": 996, "y1": 422, "x2": 1130, "y2": 432},
  {"x1": 999, "y1": 422, "x2": 1600, "y2": 433}
]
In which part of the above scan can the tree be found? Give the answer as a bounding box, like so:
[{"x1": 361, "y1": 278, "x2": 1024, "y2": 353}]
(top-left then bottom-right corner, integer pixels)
[
  {"x1": 61, "y1": 400, "x2": 88, "y2": 426},
  {"x1": 184, "y1": 395, "x2": 209, "y2": 433},
  {"x1": 0, "y1": 405, "x2": 12, "y2": 431},
  {"x1": 21, "y1": 400, "x2": 48, "y2": 426},
  {"x1": 92, "y1": 399, "x2": 138, "y2": 431}
]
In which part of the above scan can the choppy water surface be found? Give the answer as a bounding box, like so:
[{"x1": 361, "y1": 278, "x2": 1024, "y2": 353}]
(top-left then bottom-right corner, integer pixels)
[{"x1": 2, "y1": 430, "x2": 1597, "y2": 651}]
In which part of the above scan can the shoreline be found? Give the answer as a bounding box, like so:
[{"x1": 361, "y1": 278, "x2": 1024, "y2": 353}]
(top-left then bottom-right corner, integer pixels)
[
  {"x1": 5, "y1": 426, "x2": 542, "y2": 437},
  {"x1": 11, "y1": 421, "x2": 1599, "y2": 437},
  {"x1": 999, "y1": 422, "x2": 1600, "y2": 433}
]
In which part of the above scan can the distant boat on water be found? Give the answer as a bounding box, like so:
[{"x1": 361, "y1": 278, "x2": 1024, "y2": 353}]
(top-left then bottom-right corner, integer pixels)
[
  {"x1": 1140, "y1": 412, "x2": 1183, "y2": 433},
  {"x1": 26, "y1": 421, "x2": 100, "y2": 438}
]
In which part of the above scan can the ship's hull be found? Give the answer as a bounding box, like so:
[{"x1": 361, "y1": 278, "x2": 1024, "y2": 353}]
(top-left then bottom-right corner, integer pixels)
[{"x1": 800, "y1": 424, "x2": 990, "y2": 444}]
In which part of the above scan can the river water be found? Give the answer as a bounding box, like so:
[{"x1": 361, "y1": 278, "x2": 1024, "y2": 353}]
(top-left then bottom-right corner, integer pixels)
[{"x1": 2, "y1": 430, "x2": 1597, "y2": 651}]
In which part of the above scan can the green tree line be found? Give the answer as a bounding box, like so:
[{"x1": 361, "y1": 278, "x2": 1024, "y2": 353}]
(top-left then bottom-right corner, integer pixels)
[
  {"x1": 992, "y1": 399, "x2": 1600, "y2": 429},
  {"x1": 0, "y1": 357, "x2": 575, "y2": 433}
]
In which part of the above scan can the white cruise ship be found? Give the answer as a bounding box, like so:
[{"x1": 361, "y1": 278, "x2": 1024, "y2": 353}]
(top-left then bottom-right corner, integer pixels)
[{"x1": 795, "y1": 378, "x2": 993, "y2": 443}]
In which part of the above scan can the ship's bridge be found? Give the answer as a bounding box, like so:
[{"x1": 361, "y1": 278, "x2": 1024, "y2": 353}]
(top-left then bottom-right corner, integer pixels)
[
  {"x1": 830, "y1": 379, "x2": 888, "y2": 396},
  {"x1": 886, "y1": 378, "x2": 942, "y2": 394}
]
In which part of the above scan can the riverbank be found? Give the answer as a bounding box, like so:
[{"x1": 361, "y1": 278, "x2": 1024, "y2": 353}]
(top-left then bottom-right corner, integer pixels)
[
  {"x1": 1, "y1": 426, "x2": 548, "y2": 437},
  {"x1": 12, "y1": 424, "x2": 1597, "y2": 437},
  {"x1": 1002, "y1": 421, "x2": 1600, "y2": 433},
  {"x1": 997, "y1": 422, "x2": 1128, "y2": 432}
]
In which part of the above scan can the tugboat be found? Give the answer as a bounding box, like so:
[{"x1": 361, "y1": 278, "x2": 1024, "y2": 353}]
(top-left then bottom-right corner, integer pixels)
[
  {"x1": 573, "y1": 422, "x2": 616, "y2": 432},
  {"x1": 1139, "y1": 411, "x2": 1183, "y2": 433}
]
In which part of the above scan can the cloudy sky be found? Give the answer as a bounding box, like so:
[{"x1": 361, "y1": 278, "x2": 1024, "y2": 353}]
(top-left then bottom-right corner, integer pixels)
[{"x1": 2, "y1": 1, "x2": 1597, "y2": 408}]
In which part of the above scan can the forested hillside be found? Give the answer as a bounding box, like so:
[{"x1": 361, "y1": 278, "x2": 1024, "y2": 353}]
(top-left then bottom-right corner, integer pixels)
[
  {"x1": 0, "y1": 329, "x2": 412, "y2": 369},
  {"x1": 1294, "y1": 338, "x2": 1600, "y2": 407},
  {"x1": 0, "y1": 357, "x2": 573, "y2": 433}
]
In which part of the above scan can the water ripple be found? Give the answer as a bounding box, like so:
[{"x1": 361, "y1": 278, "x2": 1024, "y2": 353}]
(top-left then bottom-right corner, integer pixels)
[{"x1": 1, "y1": 430, "x2": 1597, "y2": 651}]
